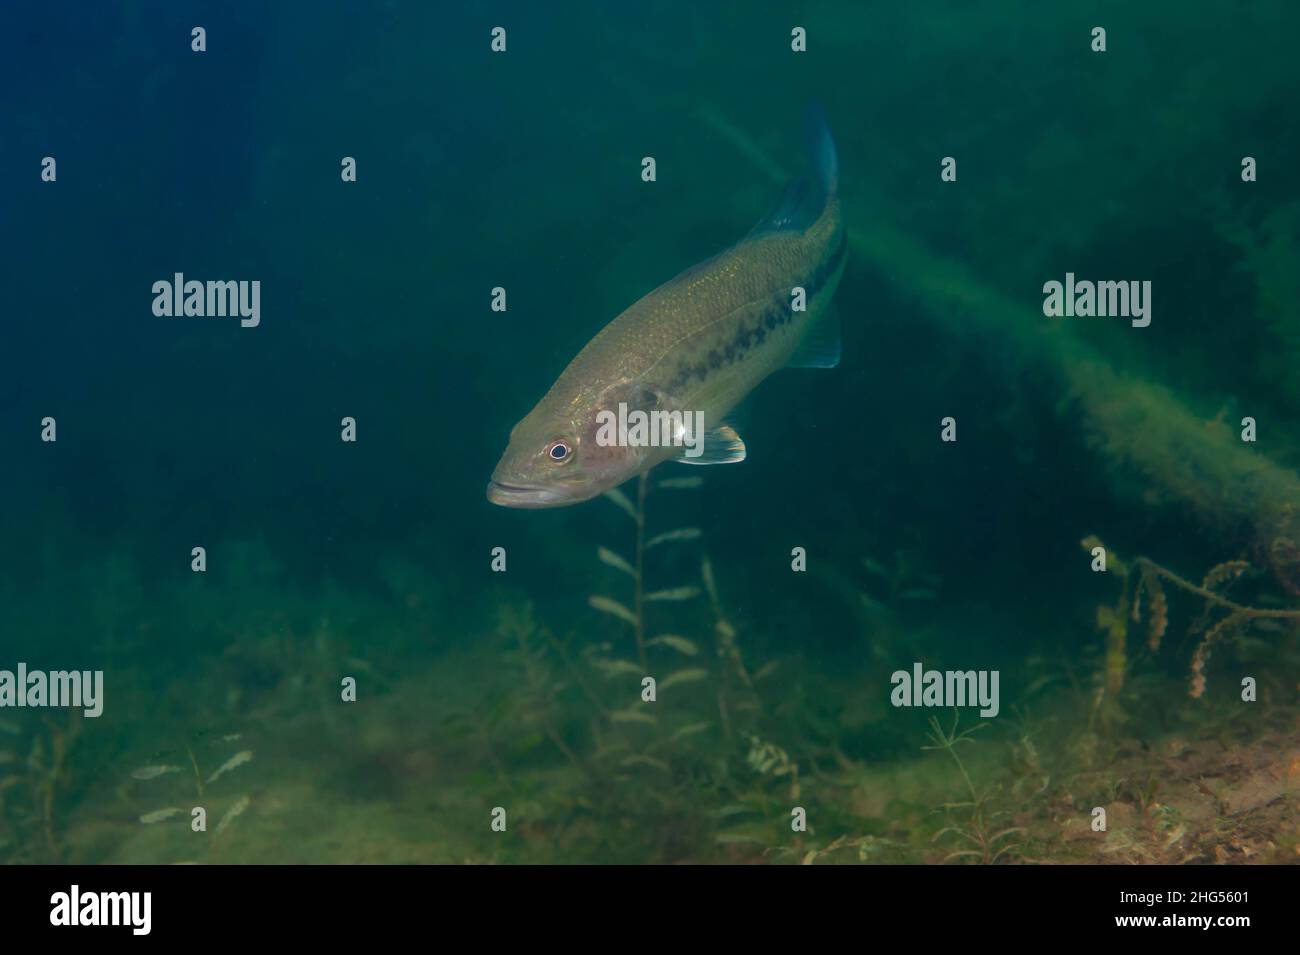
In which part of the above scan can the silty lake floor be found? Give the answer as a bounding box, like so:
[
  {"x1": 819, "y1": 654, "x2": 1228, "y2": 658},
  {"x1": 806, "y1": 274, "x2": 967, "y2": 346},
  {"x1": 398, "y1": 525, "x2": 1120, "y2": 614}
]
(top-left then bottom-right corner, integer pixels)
[{"x1": 3, "y1": 548, "x2": 1295, "y2": 865}]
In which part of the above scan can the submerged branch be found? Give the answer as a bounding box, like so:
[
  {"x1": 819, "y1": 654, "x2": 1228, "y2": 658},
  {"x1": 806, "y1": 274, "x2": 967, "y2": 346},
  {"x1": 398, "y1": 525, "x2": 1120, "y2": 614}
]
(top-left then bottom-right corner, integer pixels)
[
  {"x1": 699, "y1": 103, "x2": 1300, "y2": 593},
  {"x1": 1136, "y1": 557, "x2": 1300, "y2": 620}
]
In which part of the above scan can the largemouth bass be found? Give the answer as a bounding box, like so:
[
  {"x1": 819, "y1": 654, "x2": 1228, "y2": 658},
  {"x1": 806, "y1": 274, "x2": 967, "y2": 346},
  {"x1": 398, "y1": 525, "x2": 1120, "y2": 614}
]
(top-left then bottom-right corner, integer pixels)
[{"x1": 488, "y1": 106, "x2": 845, "y2": 508}]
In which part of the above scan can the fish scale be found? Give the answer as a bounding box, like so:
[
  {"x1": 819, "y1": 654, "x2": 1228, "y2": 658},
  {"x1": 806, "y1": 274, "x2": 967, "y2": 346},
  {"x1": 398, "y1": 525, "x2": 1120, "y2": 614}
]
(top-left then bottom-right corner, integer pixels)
[{"x1": 540, "y1": 210, "x2": 840, "y2": 427}]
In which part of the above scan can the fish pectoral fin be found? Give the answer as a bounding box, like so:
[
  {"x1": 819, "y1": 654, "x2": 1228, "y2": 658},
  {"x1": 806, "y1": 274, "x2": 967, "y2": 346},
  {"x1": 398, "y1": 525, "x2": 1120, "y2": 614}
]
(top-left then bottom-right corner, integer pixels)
[
  {"x1": 676, "y1": 424, "x2": 747, "y2": 465},
  {"x1": 786, "y1": 302, "x2": 841, "y2": 369}
]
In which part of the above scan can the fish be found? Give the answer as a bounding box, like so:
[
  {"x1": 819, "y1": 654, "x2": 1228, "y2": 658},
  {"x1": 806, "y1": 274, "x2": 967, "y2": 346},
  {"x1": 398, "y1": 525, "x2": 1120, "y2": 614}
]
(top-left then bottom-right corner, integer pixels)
[{"x1": 488, "y1": 105, "x2": 846, "y2": 508}]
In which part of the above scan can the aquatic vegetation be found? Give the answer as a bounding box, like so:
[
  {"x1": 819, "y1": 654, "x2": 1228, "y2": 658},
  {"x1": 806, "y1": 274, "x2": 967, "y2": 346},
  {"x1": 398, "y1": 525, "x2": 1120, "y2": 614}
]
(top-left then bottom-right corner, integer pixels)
[
  {"x1": 587, "y1": 474, "x2": 709, "y2": 712},
  {"x1": 1216, "y1": 201, "x2": 1300, "y2": 420},
  {"x1": 0, "y1": 529, "x2": 1290, "y2": 865},
  {"x1": 129, "y1": 727, "x2": 254, "y2": 859},
  {"x1": 1085, "y1": 536, "x2": 1300, "y2": 706},
  {"x1": 495, "y1": 600, "x2": 584, "y2": 771},
  {"x1": 436, "y1": 473, "x2": 820, "y2": 860},
  {"x1": 701, "y1": 555, "x2": 763, "y2": 740},
  {"x1": 860, "y1": 550, "x2": 942, "y2": 607},
  {"x1": 0, "y1": 712, "x2": 82, "y2": 862},
  {"x1": 922, "y1": 711, "x2": 1024, "y2": 865},
  {"x1": 595, "y1": 475, "x2": 771, "y2": 748}
]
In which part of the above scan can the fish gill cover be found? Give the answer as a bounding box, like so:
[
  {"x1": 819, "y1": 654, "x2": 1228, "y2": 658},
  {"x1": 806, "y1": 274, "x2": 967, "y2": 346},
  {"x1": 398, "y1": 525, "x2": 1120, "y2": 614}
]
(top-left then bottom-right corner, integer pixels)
[{"x1": 0, "y1": 0, "x2": 1296, "y2": 889}]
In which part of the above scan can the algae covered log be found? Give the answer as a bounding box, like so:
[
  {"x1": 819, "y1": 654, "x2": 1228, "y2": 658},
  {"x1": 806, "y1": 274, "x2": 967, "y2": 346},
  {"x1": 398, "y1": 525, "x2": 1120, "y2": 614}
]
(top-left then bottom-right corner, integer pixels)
[
  {"x1": 699, "y1": 104, "x2": 1300, "y2": 587},
  {"x1": 850, "y1": 220, "x2": 1300, "y2": 591}
]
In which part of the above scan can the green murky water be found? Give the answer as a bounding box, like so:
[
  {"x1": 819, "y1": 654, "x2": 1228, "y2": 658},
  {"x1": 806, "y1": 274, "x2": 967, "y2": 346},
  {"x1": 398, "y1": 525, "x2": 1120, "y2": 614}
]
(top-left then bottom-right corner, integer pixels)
[{"x1": 2, "y1": 1, "x2": 1297, "y2": 864}]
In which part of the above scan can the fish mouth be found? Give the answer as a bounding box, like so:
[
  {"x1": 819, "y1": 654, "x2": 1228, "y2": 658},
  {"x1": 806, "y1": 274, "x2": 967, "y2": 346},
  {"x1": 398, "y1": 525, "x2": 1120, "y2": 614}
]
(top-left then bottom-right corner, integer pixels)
[{"x1": 486, "y1": 479, "x2": 574, "y2": 509}]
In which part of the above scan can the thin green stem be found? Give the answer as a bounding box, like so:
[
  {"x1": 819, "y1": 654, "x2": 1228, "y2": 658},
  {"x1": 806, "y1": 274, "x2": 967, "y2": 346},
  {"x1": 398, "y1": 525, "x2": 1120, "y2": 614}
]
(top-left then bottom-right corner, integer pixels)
[{"x1": 633, "y1": 473, "x2": 649, "y2": 672}]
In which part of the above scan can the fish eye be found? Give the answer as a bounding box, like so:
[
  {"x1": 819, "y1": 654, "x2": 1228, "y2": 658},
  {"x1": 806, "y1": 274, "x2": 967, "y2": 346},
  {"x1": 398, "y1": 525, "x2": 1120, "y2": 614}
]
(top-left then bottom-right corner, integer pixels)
[{"x1": 547, "y1": 440, "x2": 572, "y2": 462}]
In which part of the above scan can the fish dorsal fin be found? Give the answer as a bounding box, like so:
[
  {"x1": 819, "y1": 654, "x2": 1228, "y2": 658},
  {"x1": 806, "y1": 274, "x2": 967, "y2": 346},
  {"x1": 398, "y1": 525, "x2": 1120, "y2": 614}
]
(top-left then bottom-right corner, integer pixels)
[
  {"x1": 786, "y1": 303, "x2": 841, "y2": 368},
  {"x1": 676, "y1": 424, "x2": 747, "y2": 465},
  {"x1": 746, "y1": 176, "x2": 819, "y2": 239},
  {"x1": 745, "y1": 103, "x2": 838, "y2": 239}
]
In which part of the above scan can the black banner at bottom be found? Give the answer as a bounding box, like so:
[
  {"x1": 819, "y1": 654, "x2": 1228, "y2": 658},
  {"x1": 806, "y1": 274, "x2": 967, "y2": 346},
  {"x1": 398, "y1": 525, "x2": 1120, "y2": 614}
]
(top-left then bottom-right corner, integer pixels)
[{"x1": 0, "y1": 863, "x2": 1286, "y2": 942}]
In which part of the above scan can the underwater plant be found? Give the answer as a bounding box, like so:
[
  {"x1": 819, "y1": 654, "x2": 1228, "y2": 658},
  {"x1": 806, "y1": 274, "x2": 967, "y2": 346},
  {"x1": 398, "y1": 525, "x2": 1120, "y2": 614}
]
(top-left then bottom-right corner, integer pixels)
[
  {"x1": 860, "y1": 549, "x2": 942, "y2": 607},
  {"x1": 922, "y1": 710, "x2": 1024, "y2": 865},
  {"x1": 1084, "y1": 535, "x2": 1300, "y2": 703},
  {"x1": 577, "y1": 472, "x2": 804, "y2": 858},
  {"x1": 0, "y1": 711, "x2": 82, "y2": 862},
  {"x1": 495, "y1": 600, "x2": 585, "y2": 771},
  {"x1": 129, "y1": 727, "x2": 254, "y2": 858},
  {"x1": 587, "y1": 473, "x2": 711, "y2": 721}
]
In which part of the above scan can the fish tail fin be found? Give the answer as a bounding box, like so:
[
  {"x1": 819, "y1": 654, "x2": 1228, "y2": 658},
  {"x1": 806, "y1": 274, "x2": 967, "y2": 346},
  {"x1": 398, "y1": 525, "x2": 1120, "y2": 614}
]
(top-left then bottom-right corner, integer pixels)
[{"x1": 747, "y1": 102, "x2": 838, "y2": 238}]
